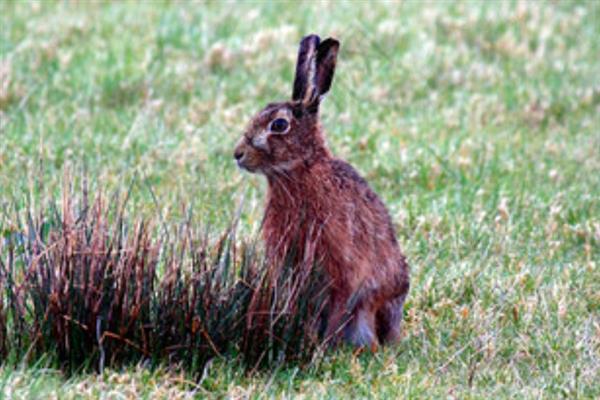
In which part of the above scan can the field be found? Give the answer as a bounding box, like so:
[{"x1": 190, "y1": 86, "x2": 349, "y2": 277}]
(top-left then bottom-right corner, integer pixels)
[{"x1": 1, "y1": 0, "x2": 599, "y2": 398}]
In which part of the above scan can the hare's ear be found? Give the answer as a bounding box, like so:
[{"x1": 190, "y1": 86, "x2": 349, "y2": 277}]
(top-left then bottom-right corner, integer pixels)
[
  {"x1": 313, "y1": 38, "x2": 340, "y2": 100},
  {"x1": 292, "y1": 34, "x2": 320, "y2": 104}
]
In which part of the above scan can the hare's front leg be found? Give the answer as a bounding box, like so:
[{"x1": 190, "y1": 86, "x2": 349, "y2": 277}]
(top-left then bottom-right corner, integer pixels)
[{"x1": 323, "y1": 290, "x2": 351, "y2": 346}]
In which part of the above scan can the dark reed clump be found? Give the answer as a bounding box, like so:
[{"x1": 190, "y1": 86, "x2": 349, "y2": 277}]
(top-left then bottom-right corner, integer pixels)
[{"x1": 0, "y1": 182, "x2": 330, "y2": 373}]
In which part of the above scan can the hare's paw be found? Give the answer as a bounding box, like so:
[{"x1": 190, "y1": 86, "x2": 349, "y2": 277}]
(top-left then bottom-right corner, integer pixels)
[{"x1": 344, "y1": 308, "x2": 378, "y2": 348}]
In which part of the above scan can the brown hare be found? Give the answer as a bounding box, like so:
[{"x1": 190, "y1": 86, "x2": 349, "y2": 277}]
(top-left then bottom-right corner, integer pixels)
[{"x1": 234, "y1": 34, "x2": 410, "y2": 348}]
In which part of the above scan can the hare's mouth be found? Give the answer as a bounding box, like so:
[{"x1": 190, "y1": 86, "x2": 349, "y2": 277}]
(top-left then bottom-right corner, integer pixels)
[{"x1": 236, "y1": 157, "x2": 259, "y2": 173}]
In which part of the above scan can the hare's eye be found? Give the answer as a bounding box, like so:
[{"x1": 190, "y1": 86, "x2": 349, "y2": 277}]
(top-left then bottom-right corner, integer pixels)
[{"x1": 270, "y1": 118, "x2": 289, "y2": 133}]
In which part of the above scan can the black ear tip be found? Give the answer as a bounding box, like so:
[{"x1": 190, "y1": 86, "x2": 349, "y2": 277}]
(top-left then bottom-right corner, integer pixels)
[
  {"x1": 300, "y1": 34, "x2": 321, "y2": 47},
  {"x1": 325, "y1": 37, "x2": 340, "y2": 45},
  {"x1": 319, "y1": 37, "x2": 340, "y2": 51}
]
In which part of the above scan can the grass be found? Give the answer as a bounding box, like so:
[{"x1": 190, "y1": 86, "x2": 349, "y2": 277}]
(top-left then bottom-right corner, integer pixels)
[
  {"x1": 1, "y1": 0, "x2": 599, "y2": 398},
  {"x1": 0, "y1": 181, "x2": 330, "y2": 374}
]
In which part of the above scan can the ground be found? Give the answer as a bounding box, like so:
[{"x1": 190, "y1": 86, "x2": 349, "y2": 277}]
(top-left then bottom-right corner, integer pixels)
[{"x1": 1, "y1": 0, "x2": 599, "y2": 398}]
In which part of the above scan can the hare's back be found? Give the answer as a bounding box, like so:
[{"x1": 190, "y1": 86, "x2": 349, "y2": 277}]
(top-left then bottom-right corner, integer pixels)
[{"x1": 327, "y1": 159, "x2": 398, "y2": 246}]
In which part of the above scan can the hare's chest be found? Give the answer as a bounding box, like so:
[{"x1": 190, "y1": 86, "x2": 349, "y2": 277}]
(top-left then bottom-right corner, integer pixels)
[{"x1": 262, "y1": 200, "x2": 328, "y2": 259}]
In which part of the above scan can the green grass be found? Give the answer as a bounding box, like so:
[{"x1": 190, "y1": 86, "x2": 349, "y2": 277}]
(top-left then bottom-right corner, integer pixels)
[{"x1": 1, "y1": 0, "x2": 599, "y2": 398}]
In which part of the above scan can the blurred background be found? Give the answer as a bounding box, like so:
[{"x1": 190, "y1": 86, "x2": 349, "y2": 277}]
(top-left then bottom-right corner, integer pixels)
[{"x1": 2, "y1": 1, "x2": 598, "y2": 229}]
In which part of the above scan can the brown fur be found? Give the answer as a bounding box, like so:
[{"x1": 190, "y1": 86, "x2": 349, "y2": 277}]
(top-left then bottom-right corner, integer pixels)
[{"x1": 234, "y1": 35, "x2": 409, "y2": 348}]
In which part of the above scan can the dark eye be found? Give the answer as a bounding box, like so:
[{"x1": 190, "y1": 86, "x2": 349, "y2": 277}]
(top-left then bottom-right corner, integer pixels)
[{"x1": 270, "y1": 118, "x2": 289, "y2": 133}]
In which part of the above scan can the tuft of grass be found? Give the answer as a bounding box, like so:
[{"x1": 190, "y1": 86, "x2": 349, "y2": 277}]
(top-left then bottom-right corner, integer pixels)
[{"x1": 0, "y1": 178, "x2": 330, "y2": 374}]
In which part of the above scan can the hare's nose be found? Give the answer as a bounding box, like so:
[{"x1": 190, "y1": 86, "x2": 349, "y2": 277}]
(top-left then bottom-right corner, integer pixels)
[{"x1": 234, "y1": 148, "x2": 245, "y2": 161}]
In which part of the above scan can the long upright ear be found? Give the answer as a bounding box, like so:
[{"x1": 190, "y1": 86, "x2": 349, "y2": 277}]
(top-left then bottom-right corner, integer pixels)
[
  {"x1": 292, "y1": 34, "x2": 320, "y2": 103},
  {"x1": 313, "y1": 38, "x2": 340, "y2": 100}
]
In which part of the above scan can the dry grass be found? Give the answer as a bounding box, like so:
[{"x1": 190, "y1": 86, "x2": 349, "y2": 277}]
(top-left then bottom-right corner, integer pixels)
[{"x1": 0, "y1": 177, "x2": 330, "y2": 374}]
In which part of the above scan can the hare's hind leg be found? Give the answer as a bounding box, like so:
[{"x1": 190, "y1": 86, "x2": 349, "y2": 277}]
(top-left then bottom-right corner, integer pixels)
[
  {"x1": 376, "y1": 293, "x2": 407, "y2": 345},
  {"x1": 325, "y1": 289, "x2": 378, "y2": 348},
  {"x1": 343, "y1": 305, "x2": 378, "y2": 348}
]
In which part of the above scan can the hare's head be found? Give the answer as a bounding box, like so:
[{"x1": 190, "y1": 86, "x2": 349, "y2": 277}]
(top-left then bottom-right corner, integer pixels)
[{"x1": 234, "y1": 35, "x2": 339, "y2": 174}]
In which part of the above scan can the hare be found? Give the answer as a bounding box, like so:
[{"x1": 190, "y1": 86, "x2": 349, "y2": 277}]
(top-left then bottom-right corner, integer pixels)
[{"x1": 234, "y1": 34, "x2": 409, "y2": 348}]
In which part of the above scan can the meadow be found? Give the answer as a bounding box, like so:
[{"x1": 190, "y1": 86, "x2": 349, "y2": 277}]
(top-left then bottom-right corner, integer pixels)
[{"x1": 1, "y1": 0, "x2": 599, "y2": 398}]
